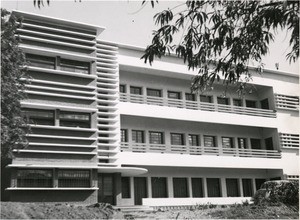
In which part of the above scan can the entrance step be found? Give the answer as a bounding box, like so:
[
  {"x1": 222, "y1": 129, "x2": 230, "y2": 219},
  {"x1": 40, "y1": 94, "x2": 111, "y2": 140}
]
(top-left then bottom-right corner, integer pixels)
[{"x1": 113, "y1": 205, "x2": 154, "y2": 212}]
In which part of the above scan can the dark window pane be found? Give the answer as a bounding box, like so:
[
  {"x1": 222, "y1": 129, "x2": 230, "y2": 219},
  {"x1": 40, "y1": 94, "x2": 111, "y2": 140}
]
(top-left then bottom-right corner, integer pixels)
[
  {"x1": 152, "y1": 177, "x2": 167, "y2": 198},
  {"x1": 185, "y1": 93, "x2": 196, "y2": 101},
  {"x1": 238, "y1": 138, "x2": 247, "y2": 149},
  {"x1": 58, "y1": 170, "x2": 90, "y2": 187},
  {"x1": 132, "y1": 130, "x2": 145, "y2": 143},
  {"x1": 26, "y1": 54, "x2": 55, "y2": 69},
  {"x1": 242, "y1": 179, "x2": 253, "y2": 197},
  {"x1": 149, "y1": 131, "x2": 164, "y2": 144},
  {"x1": 171, "y1": 133, "x2": 184, "y2": 145},
  {"x1": 119, "y1": 85, "x2": 126, "y2": 93},
  {"x1": 122, "y1": 177, "x2": 131, "y2": 198},
  {"x1": 168, "y1": 91, "x2": 181, "y2": 99},
  {"x1": 255, "y1": 179, "x2": 266, "y2": 190},
  {"x1": 260, "y1": 98, "x2": 269, "y2": 109},
  {"x1": 246, "y1": 100, "x2": 257, "y2": 108},
  {"x1": 222, "y1": 137, "x2": 234, "y2": 148},
  {"x1": 192, "y1": 178, "x2": 203, "y2": 197},
  {"x1": 207, "y1": 178, "x2": 221, "y2": 197},
  {"x1": 173, "y1": 178, "x2": 188, "y2": 198},
  {"x1": 217, "y1": 97, "x2": 229, "y2": 105},
  {"x1": 59, "y1": 111, "x2": 90, "y2": 128},
  {"x1": 250, "y1": 139, "x2": 261, "y2": 149},
  {"x1": 200, "y1": 95, "x2": 213, "y2": 103},
  {"x1": 147, "y1": 89, "x2": 162, "y2": 97},
  {"x1": 233, "y1": 99, "x2": 242, "y2": 106},
  {"x1": 130, "y1": 86, "x2": 142, "y2": 95},
  {"x1": 189, "y1": 134, "x2": 199, "y2": 146},
  {"x1": 204, "y1": 136, "x2": 216, "y2": 147},
  {"x1": 121, "y1": 129, "x2": 128, "y2": 142},
  {"x1": 226, "y1": 179, "x2": 239, "y2": 197},
  {"x1": 17, "y1": 169, "x2": 53, "y2": 188},
  {"x1": 265, "y1": 137, "x2": 273, "y2": 150},
  {"x1": 60, "y1": 59, "x2": 90, "y2": 74},
  {"x1": 22, "y1": 108, "x2": 54, "y2": 126}
]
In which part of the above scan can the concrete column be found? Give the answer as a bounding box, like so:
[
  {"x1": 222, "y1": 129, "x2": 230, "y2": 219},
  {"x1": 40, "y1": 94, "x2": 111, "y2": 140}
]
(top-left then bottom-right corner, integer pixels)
[
  {"x1": 142, "y1": 86, "x2": 147, "y2": 97},
  {"x1": 238, "y1": 178, "x2": 244, "y2": 197},
  {"x1": 53, "y1": 168, "x2": 58, "y2": 188},
  {"x1": 147, "y1": 176, "x2": 152, "y2": 198},
  {"x1": 220, "y1": 178, "x2": 227, "y2": 197},
  {"x1": 217, "y1": 136, "x2": 222, "y2": 155},
  {"x1": 130, "y1": 177, "x2": 134, "y2": 200},
  {"x1": 113, "y1": 173, "x2": 122, "y2": 206},
  {"x1": 247, "y1": 138, "x2": 252, "y2": 149},
  {"x1": 252, "y1": 178, "x2": 256, "y2": 195},
  {"x1": 167, "y1": 177, "x2": 174, "y2": 198},
  {"x1": 202, "y1": 177, "x2": 208, "y2": 197},
  {"x1": 55, "y1": 56, "x2": 61, "y2": 70},
  {"x1": 55, "y1": 109, "x2": 60, "y2": 126},
  {"x1": 188, "y1": 177, "x2": 193, "y2": 198}
]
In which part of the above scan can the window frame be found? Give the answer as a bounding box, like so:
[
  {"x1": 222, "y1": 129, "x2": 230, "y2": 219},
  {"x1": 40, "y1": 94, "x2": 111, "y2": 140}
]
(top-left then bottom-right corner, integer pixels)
[
  {"x1": 200, "y1": 95, "x2": 213, "y2": 103},
  {"x1": 168, "y1": 91, "x2": 181, "y2": 99},
  {"x1": 59, "y1": 111, "x2": 91, "y2": 128},
  {"x1": 147, "y1": 88, "x2": 162, "y2": 97},
  {"x1": 60, "y1": 58, "x2": 90, "y2": 74},
  {"x1": 57, "y1": 169, "x2": 90, "y2": 188},
  {"x1": 119, "y1": 84, "x2": 126, "y2": 93},
  {"x1": 188, "y1": 134, "x2": 200, "y2": 146},
  {"x1": 204, "y1": 135, "x2": 216, "y2": 147},
  {"x1": 149, "y1": 131, "x2": 164, "y2": 144},
  {"x1": 130, "y1": 86, "x2": 142, "y2": 95},
  {"x1": 238, "y1": 137, "x2": 247, "y2": 149},
  {"x1": 121, "y1": 129, "x2": 128, "y2": 142},
  {"x1": 22, "y1": 108, "x2": 55, "y2": 126},
  {"x1": 233, "y1": 99, "x2": 243, "y2": 107},
  {"x1": 185, "y1": 93, "x2": 196, "y2": 101},
  {"x1": 170, "y1": 133, "x2": 185, "y2": 146},
  {"x1": 132, "y1": 130, "x2": 145, "y2": 143},
  {"x1": 217, "y1": 97, "x2": 230, "y2": 105},
  {"x1": 17, "y1": 169, "x2": 53, "y2": 188},
  {"x1": 246, "y1": 100, "x2": 257, "y2": 108},
  {"x1": 221, "y1": 137, "x2": 234, "y2": 148}
]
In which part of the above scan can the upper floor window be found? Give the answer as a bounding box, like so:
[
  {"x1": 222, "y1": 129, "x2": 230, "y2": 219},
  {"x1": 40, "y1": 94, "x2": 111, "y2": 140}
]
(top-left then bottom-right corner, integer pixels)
[
  {"x1": 147, "y1": 88, "x2": 162, "y2": 97},
  {"x1": 250, "y1": 138, "x2": 261, "y2": 149},
  {"x1": 171, "y1": 133, "x2": 185, "y2": 145},
  {"x1": 233, "y1": 99, "x2": 243, "y2": 107},
  {"x1": 185, "y1": 93, "x2": 196, "y2": 101},
  {"x1": 60, "y1": 59, "x2": 90, "y2": 74},
  {"x1": 188, "y1": 134, "x2": 199, "y2": 146},
  {"x1": 22, "y1": 108, "x2": 55, "y2": 126},
  {"x1": 168, "y1": 91, "x2": 181, "y2": 99},
  {"x1": 17, "y1": 169, "x2": 53, "y2": 188},
  {"x1": 58, "y1": 170, "x2": 90, "y2": 188},
  {"x1": 246, "y1": 100, "x2": 257, "y2": 108},
  {"x1": 26, "y1": 54, "x2": 55, "y2": 69},
  {"x1": 119, "y1": 84, "x2": 126, "y2": 93},
  {"x1": 217, "y1": 97, "x2": 229, "y2": 105},
  {"x1": 238, "y1": 138, "x2": 247, "y2": 149},
  {"x1": 204, "y1": 135, "x2": 216, "y2": 147},
  {"x1": 222, "y1": 137, "x2": 234, "y2": 148},
  {"x1": 132, "y1": 130, "x2": 145, "y2": 143},
  {"x1": 130, "y1": 86, "x2": 142, "y2": 95},
  {"x1": 149, "y1": 131, "x2": 164, "y2": 144},
  {"x1": 200, "y1": 95, "x2": 213, "y2": 103},
  {"x1": 59, "y1": 111, "x2": 90, "y2": 128},
  {"x1": 121, "y1": 129, "x2": 128, "y2": 142},
  {"x1": 260, "y1": 98, "x2": 269, "y2": 109}
]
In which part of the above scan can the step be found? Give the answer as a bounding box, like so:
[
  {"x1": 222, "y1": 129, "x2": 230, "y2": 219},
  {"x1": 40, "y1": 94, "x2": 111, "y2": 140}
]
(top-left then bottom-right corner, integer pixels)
[{"x1": 113, "y1": 205, "x2": 154, "y2": 212}]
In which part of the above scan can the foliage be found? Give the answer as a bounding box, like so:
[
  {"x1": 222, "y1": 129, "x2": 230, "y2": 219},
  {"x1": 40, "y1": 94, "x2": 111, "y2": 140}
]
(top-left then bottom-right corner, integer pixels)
[
  {"x1": 142, "y1": 0, "x2": 299, "y2": 94},
  {"x1": 252, "y1": 180, "x2": 299, "y2": 206},
  {"x1": 33, "y1": 0, "x2": 50, "y2": 8},
  {"x1": 1, "y1": 9, "x2": 29, "y2": 159}
]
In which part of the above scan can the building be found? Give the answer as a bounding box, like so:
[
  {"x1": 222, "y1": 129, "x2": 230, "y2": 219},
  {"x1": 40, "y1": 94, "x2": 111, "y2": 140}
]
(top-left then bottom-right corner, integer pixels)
[{"x1": 5, "y1": 11, "x2": 299, "y2": 207}]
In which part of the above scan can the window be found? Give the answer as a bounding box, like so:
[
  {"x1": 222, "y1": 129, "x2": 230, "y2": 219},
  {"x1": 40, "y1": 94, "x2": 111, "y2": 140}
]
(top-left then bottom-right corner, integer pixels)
[
  {"x1": 152, "y1": 177, "x2": 168, "y2": 198},
  {"x1": 60, "y1": 59, "x2": 90, "y2": 74},
  {"x1": 250, "y1": 138, "x2": 261, "y2": 149},
  {"x1": 119, "y1": 85, "x2": 126, "y2": 93},
  {"x1": 171, "y1": 133, "x2": 185, "y2": 145},
  {"x1": 246, "y1": 100, "x2": 257, "y2": 108},
  {"x1": 149, "y1": 131, "x2": 164, "y2": 144},
  {"x1": 238, "y1": 138, "x2": 247, "y2": 149},
  {"x1": 185, "y1": 93, "x2": 196, "y2": 101},
  {"x1": 26, "y1": 54, "x2": 55, "y2": 69},
  {"x1": 217, "y1": 97, "x2": 229, "y2": 105},
  {"x1": 168, "y1": 91, "x2": 181, "y2": 99},
  {"x1": 255, "y1": 179, "x2": 266, "y2": 190},
  {"x1": 226, "y1": 178, "x2": 239, "y2": 197},
  {"x1": 58, "y1": 170, "x2": 90, "y2": 187},
  {"x1": 204, "y1": 135, "x2": 216, "y2": 147},
  {"x1": 59, "y1": 111, "x2": 90, "y2": 128},
  {"x1": 17, "y1": 169, "x2": 53, "y2": 188},
  {"x1": 121, "y1": 129, "x2": 128, "y2": 142},
  {"x1": 207, "y1": 178, "x2": 221, "y2": 197},
  {"x1": 192, "y1": 178, "x2": 203, "y2": 197},
  {"x1": 222, "y1": 137, "x2": 234, "y2": 148},
  {"x1": 147, "y1": 88, "x2": 162, "y2": 97},
  {"x1": 22, "y1": 108, "x2": 54, "y2": 126},
  {"x1": 173, "y1": 178, "x2": 188, "y2": 198},
  {"x1": 200, "y1": 95, "x2": 213, "y2": 103},
  {"x1": 265, "y1": 137, "x2": 274, "y2": 150},
  {"x1": 233, "y1": 99, "x2": 242, "y2": 106},
  {"x1": 132, "y1": 130, "x2": 145, "y2": 143},
  {"x1": 189, "y1": 134, "x2": 199, "y2": 146},
  {"x1": 260, "y1": 98, "x2": 269, "y2": 109},
  {"x1": 122, "y1": 177, "x2": 131, "y2": 198},
  {"x1": 130, "y1": 86, "x2": 142, "y2": 95},
  {"x1": 242, "y1": 179, "x2": 253, "y2": 197}
]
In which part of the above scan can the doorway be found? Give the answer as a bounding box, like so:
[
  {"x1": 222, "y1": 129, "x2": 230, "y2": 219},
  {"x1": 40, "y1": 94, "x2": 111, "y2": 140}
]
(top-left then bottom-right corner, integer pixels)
[
  {"x1": 134, "y1": 177, "x2": 147, "y2": 205},
  {"x1": 98, "y1": 174, "x2": 114, "y2": 205}
]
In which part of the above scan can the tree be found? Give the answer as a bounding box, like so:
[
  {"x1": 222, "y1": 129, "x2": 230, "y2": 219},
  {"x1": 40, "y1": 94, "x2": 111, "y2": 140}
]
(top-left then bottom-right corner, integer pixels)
[
  {"x1": 142, "y1": 0, "x2": 299, "y2": 94},
  {"x1": 1, "y1": 9, "x2": 29, "y2": 160}
]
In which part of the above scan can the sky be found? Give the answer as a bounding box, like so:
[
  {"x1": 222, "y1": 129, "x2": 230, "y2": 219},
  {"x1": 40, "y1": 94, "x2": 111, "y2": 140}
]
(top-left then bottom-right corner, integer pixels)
[{"x1": 1, "y1": 0, "x2": 299, "y2": 74}]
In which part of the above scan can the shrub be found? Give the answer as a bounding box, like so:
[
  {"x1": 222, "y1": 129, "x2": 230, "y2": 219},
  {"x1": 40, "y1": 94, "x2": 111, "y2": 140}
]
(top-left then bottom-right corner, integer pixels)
[{"x1": 252, "y1": 180, "x2": 299, "y2": 206}]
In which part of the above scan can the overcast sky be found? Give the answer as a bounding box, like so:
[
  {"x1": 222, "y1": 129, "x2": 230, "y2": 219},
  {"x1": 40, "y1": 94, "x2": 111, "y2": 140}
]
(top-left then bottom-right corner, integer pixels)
[{"x1": 2, "y1": 0, "x2": 299, "y2": 74}]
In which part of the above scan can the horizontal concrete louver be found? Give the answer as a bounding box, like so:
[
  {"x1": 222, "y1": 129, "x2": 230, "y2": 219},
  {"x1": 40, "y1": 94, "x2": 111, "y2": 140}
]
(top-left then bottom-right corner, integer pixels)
[
  {"x1": 96, "y1": 41, "x2": 120, "y2": 167},
  {"x1": 275, "y1": 94, "x2": 299, "y2": 111}
]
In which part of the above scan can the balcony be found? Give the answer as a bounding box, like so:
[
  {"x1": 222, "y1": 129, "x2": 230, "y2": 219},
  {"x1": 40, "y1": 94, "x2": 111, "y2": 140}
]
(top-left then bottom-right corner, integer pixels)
[
  {"x1": 120, "y1": 93, "x2": 276, "y2": 118},
  {"x1": 120, "y1": 142, "x2": 281, "y2": 159}
]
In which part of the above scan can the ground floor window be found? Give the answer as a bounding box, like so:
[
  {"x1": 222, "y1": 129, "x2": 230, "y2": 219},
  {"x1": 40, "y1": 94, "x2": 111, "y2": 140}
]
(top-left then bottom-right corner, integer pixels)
[
  {"x1": 121, "y1": 177, "x2": 131, "y2": 198},
  {"x1": 192, "y1": 178, "x2": 203, "y2": 197},
  {"x1": 226, "y1": 178, "x2": 239, "y2": 197},
  {"x1": 207, "y1": 178, "x2": 221, "y2": 197},
  {"x1": 152, "y1": 177, "x2": 168, "y2": 198},
  {"x1": 58, "y1": 170, "x2": 90, "y2": 187},
  {"x1": 255, "y1": 179, "x2": 266, "y2": 190},
  {"x1": 17, "y1": 169, "x2": 53, "y2": 187},
  {"x1": 173, "y1": 178, "x2": 188, "y2": 198},
  {"x1": 242, "y1": 179, "x2": 253, "y2": 196}
]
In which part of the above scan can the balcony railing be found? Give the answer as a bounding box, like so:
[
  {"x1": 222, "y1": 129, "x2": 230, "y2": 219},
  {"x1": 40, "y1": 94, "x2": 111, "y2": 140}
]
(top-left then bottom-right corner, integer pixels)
[
  {"x1": 120, "y1": 143, "x2": 281, "y2": 159},
  {"x1": 120, "y1": 94, "x2": 276, "y2": 118}
]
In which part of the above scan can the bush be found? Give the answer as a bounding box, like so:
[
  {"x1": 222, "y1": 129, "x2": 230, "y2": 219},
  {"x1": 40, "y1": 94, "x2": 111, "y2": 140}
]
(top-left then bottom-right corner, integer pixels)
[{"x1": 252, "y1": 180, "x2": 299, "y2": 206}]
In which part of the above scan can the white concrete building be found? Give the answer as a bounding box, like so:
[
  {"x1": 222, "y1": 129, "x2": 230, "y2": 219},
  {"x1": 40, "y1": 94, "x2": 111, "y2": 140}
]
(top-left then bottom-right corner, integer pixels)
[{"x1": 6, "y1": 11, "x2": 299, "y2": 207}]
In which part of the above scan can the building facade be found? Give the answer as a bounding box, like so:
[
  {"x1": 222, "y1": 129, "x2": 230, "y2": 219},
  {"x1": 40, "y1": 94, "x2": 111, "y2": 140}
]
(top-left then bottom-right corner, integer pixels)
[{"x1": 6, "y1": 11, "x2": 299, "y2": 207}]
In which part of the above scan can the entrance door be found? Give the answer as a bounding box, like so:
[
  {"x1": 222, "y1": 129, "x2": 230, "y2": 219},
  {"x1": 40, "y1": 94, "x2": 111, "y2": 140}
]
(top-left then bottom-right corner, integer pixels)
[
  {"x1": 134, "y1": 177, "x2": 147, "y2": 205},
  {"x1": 98, "y1": 174, "x2": 114, "y2": 205}
]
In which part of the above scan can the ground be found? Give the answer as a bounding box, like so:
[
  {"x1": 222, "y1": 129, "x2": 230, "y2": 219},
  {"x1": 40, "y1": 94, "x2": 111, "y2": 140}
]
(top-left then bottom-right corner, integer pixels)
[{"x1": 0, "y1": 202, "x2": 299, "y2": 219}]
